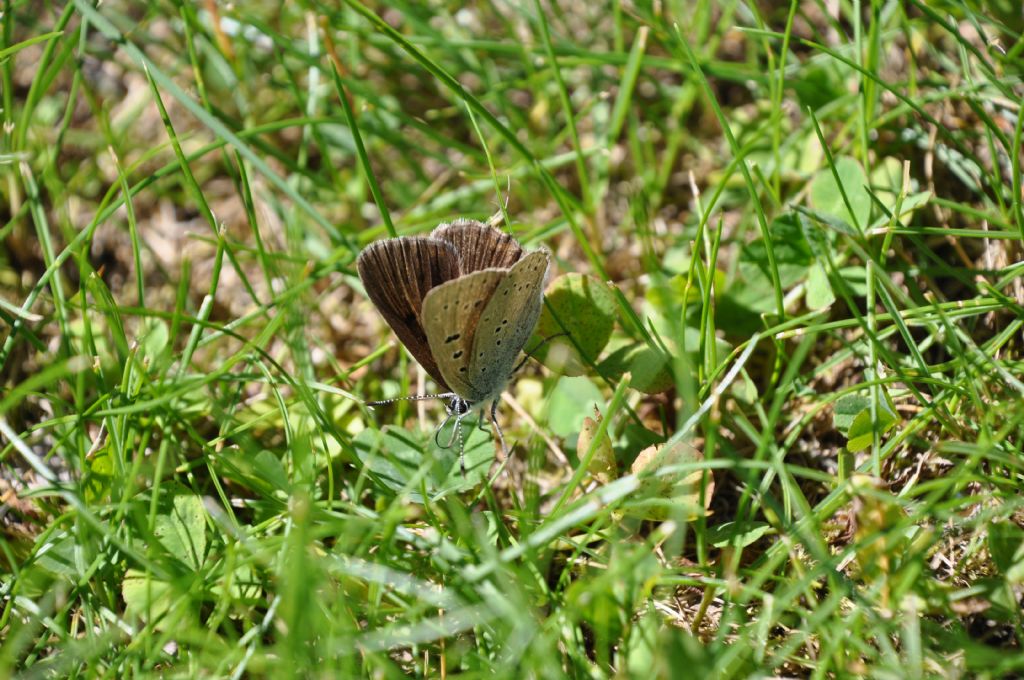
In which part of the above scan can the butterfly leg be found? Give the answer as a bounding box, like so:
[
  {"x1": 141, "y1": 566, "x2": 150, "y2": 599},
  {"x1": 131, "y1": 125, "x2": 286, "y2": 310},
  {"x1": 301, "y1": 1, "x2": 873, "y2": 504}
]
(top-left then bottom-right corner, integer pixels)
[
  {"x1": 489, "y1": 399, "x2": 509, "y2": 462},
  {"x1": 434, "y1": 409, "x2": 459, "y2": 450},
  {"x1": 512, "y1": 332, "x2": 569, "y2": 375},
  {"x1": 433, "y1": 398, "x2": 470, "y2": 475}
]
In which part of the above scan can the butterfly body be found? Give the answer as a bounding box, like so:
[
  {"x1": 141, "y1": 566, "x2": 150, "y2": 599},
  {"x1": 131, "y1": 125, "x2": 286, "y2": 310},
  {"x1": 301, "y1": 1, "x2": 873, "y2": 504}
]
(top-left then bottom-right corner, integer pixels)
[{"x1": 357, "y1": 220, "x2": 550, "y2": 469}]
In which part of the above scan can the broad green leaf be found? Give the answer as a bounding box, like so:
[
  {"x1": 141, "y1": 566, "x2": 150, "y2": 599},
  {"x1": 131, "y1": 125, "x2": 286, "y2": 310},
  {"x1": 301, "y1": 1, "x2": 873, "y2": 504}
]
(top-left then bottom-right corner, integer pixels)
[
  {"x1": 84, "y1": 444, "x2": 114, "y2": 504},
  {"x1": 869, "y1": 156, "x2": 905, "y2": 209},
  {"x1": 647, "y1": 270, "x2": 725, "y2": 310},
  {"x1": 547, "y1": 376, "x2": 604, "y2": 438},
  {"x1": 795, "y1": 204, "x2": 861, "y2": 236},
  {"x1": 867, "y1": 156, "x2": 932, "y2": 229},
  {"x1": 252, "y1": 450, "x2": 290, "y2": 494},
  {"x1": 836, "y1": 266, "x2": 870, "y2": 297},
  {"x1": 624, "y1": 610, "x2": 717, "y2": 676},
  {"x1": 352, "y1": 424, "x2": 492, "y2": 498},
  {"x1": 846, "y1": 402, "x2": 899, "y2": 453},
  {"x1": 122, "y1": 570, "x2": 177, "y2": 621},
  {"x1": 34, "y1": 531, "x2": 79, "y2": 578},
  {"x1": 535, "y1": 273, "x2": 616, "y2": 376},
  {"x1": 833, "y1": 394, "x2": 871, "y2": 433},
  {"x1": 153, "y1": 490, "x2": 207, "y2": 571},
  {"x1": 868, "y1": 189, "x2": 933, "y2": 230},
  {"x1": 599, "y1": 343, "x2": 675, "y2": 395},
  {"x1": 805, "y1": 261, "x2": 835, "y2": 310},
  {"x1": 628, "y1": 346, "x2": 674, "y2": 395},
  {"x1": 810, "y1": 156, "x2": 871, "y2": 232},
  {"x1": 790, "y1": 62, "x2": 846, "y2": 110},
  {"x1": 988, "y1": 521, "x2": 1024, "y2": 584},
  {"x1": 211, "y1": 562, "x2": 262, "y2": 601},
  {"x1": 707, "y1": 521, "x2": 773, "y2": 548},
  {"x1": 738, "y1": 214, "x2": 814, "y2": 291},
  {"x1": 138, "y1": 318, "x2": 169, "y2": 367}
]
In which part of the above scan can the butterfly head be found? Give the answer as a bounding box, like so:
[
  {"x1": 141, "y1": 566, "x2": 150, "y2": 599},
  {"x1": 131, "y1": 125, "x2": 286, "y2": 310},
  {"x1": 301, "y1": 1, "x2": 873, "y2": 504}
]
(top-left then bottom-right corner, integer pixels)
[{"x1": 446, "y1": 395, "x2": 473, "y2": 417}]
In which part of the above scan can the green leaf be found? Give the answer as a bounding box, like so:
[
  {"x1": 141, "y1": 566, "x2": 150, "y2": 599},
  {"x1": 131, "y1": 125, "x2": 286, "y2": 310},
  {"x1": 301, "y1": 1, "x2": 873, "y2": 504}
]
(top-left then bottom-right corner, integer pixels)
[
  {"x1": 84, "y1": 444, "x2": 115, "y2": 504},
  {"x1": 252, "y1": 450, "x2": 290, "y2": 494},
  {"x1": 138, "y1": 318, "x2": 169, "y2": 367},
  {"x1": 836, "y1": 266, "x2": 870, "y2": 297},
  {"x1": 647, "y1": 270, "x2": 725, "y2": 310},
  {"x1": 122, "y1": 570, "x2": 177, "y2": 622},
  {"x1": 616, "y1": 423, "x2": 665, "y2": 456},
  {"x1": 837, "y1": 395, "x2": 899, "y2": 453},
  {"x1": 846, "y1": 406, "x2": 899, "y2": 452},
  {"x1": 211, "y1": 562, "x2": 261, "y2": 601},
  {"x1": 988, "y1": 521, "x2": 1024, "y2": 584},
  {"x1": 810, "y1": 156, "x2": 871, "y2": 233},
  {"x1": 805, "y1": 261, "x2": 835, "y2": 310},
  {"x1": 707, "y1": 521, "x2": 774, "y2": 549},
  {"x1": 795, "y1": 204, "x2": 860, "y2": 236},
  {"x1": 34, "y1": 531, "x2": 79, "y2": 578},
  {"x1": 973, "y1": 577, "x2": 1024, "y2": 622},
  {"x1": 833, "y1": 394, "x2": 870, "y2": 433},
  {"x1": 738, "y1": 214, "x2": 814, "y2": 292},
  {"x1": 535, "y1": 273, "x2": 616, "y2": 376},
  {"x1": 628, "y1": 346, "x2": 674, "y2": 395},
  {"x1": 868, "y1": 157, "x2": 932, "y2": 228},
  {"x1": 153, "y1": 489, "x2": 207, "y2": 571},
  {"x1": 624, "y1": 610, "x2": 716, "y2": 676},
  {"x1": 352, "y1": 424, "x2": 492, "y2": 499},
  {"x1": 622, "y1": 610, "x2": 660, "y2": 678},
  {"x1": 790, "y1": 62, "x2": 845, "y2": 110},
  {"x1": 547, "y1": 376, "x2": 604, "y2": 438}
]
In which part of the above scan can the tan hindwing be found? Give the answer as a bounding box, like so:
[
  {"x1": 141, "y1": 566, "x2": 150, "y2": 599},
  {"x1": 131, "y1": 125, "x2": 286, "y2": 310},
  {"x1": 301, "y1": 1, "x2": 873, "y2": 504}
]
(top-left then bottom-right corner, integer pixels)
[
  {"x1": 467, "y1": 249, "x2": 550, "y2": 402},
  {"x1": 422, "y1": 268, "x2": 505, "y2": 400}
]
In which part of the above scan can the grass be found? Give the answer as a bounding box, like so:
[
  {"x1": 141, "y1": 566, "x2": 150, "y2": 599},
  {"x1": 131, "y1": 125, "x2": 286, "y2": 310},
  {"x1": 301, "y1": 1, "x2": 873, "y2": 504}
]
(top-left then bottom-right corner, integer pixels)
[{"x1": 2, "y1": 0, "x2": 1024, "y2": 677}]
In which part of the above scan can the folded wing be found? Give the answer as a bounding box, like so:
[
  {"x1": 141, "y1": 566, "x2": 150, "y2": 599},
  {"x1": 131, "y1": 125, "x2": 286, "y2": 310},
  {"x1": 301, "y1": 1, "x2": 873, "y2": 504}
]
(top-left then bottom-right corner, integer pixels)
[{"x1": 357, "y1": 237, "x2": 460, "y2": 390}]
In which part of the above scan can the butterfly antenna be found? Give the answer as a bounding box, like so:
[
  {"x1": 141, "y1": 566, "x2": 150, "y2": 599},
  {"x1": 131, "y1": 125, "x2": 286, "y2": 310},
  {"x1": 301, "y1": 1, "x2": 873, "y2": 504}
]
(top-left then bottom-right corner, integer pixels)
[
  {"x1": 367, "y1": 392, "x2": 455, "y2": 408},
  {"x1": 512, "y1": 332, "x2": 569, "y2": 375}
]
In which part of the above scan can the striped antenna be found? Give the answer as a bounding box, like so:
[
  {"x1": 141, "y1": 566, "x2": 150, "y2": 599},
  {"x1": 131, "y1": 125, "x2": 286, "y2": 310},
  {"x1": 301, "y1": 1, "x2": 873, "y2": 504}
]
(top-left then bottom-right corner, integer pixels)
[{"x1": 366, "y1": 392, "x2": 455, "y2": 408}]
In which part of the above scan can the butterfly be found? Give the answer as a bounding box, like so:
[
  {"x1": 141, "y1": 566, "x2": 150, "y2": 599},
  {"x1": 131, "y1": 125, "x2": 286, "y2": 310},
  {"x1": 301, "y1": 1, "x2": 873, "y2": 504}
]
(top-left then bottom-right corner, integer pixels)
[{"x1": 357, "y1": 219, "x2": 550, "y2": 472}]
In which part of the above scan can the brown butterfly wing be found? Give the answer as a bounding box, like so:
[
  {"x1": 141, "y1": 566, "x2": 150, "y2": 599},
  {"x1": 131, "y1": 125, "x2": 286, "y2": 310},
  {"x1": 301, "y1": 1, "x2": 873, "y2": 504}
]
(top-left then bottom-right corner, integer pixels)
[
  {"x1": 431, "y1": 219, "x2": 523, "y2": 273},
  {"x1": 421, "y1": 269, "x2": 506, "y2": 401},
  {"x1": 356, "y1": 237, "x2": 461, "y2": 390}
]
